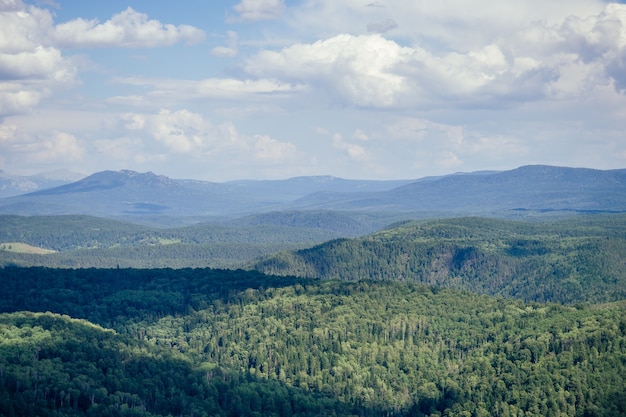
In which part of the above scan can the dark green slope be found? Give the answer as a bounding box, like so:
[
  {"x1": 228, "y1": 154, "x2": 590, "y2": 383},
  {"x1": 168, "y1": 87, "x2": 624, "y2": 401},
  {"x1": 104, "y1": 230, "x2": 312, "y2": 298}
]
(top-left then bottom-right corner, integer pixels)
[
  {"x1": 251, "y1": 215, "x2": 626, "y2": 304},
  {"x1": 0, "y1": 268, "x2": 625, "y2": 417},
  {"x1": 0, "y1": 311, "x2": 356, "y2": 417}
]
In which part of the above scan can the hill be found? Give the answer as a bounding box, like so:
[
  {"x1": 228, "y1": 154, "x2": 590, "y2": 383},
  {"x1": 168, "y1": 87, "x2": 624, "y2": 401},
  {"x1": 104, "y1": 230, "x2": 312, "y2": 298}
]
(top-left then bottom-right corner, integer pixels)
[
  {"x1": 0, "y1": 268, "x2": 624, "y2": 416},
  {"x1": 251, "y1": 215, "x2": 626, "y2": 304},
  {"x1": 0, "y1": 212, "x2": 405, "y2": 268}
]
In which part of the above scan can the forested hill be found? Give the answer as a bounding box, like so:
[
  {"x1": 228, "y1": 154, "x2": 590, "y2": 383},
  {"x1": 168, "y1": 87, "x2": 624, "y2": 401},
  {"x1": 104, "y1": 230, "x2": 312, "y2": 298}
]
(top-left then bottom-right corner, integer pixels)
[
  {"x1": 1, "y1": 268, "x2": 625, "y2": 416},
  {"x1": 252, "y1": 215, "x2": 626, "y2": 304},
  {"x1": 0, "y1": 212, "x2": 395, "y2": 268}
]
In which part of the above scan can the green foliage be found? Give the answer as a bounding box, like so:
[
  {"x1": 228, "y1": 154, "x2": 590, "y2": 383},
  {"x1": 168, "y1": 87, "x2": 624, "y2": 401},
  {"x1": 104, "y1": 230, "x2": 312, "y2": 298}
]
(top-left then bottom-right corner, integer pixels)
[
  {"x1": 253, "y1": 215, "x2": 626, "y2": 304},
  {"x1": 0, "y1": 311, "x2": 356, "y2": 417},
  {"x1": 0, "y1": 214, "x2": 357, "y2": 268},
  {"x1": 0, "y1": 267, "x2": 625, "y2": 416}
]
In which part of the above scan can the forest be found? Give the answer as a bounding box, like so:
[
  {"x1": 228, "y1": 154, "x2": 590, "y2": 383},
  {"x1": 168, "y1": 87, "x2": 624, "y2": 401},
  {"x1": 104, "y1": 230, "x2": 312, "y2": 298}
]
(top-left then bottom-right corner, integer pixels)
[
  {"x1": 0, "y1": 212, "x2": 390, "y2": 268},
  {"x1": 1, "y1": 213, "x2": 625, "y2": 416},
  {"x1": 253, "y1": 215, "x2": 626, "y2": 304},
  {"x1": 1, "y1": 266, "x2": 625, "y2": 416}
]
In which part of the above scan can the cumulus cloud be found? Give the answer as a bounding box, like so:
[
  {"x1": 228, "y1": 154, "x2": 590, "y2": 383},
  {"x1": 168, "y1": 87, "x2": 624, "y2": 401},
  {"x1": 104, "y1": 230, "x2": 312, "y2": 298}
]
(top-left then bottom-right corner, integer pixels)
[
  {"x1": 117, "y1": 109, "x2": 299, "y2": 164},
  {"x1": 0, "y1": 3, "x2": 76, "y2": 115},
  {"x1": 0, "y1": 46, "x2": 75, "y2": 82},
  {"x1": 246, "y1": 3, "x2": 626, "y2": 110},
  {"x1": 0, "y1": 124, "x2": 84, "y2": 166},
  {"x1": 332, "y1": 133, "x2": 368, "y2": 161},
  {"x1": 245, "y1": 34, "x2": 412, "y2": 107},
  {"x1": 0, "y1": 2, "x2": 205, "y2": 117},
  {"x1": 253, "y1": 134, "x2": 297, "y2": 160},
  {"x1": 53, "y1": 7, "x2": 205, "y2": 48},
  {"x1": 33, "y1": 131, "x2": 84, "y2": 162},
  {"x1": 233, "y1": 0, "x2": 285, "y2": 21},
  {"x1": 357, "y1": 117, "x2": 530, "y2": 173},
  {"x1": 0, "y1": 84, "x2": 48, "y2": 115},
  {"x1": 287, "y1": 0, "x2": 606, "y2": 51}
]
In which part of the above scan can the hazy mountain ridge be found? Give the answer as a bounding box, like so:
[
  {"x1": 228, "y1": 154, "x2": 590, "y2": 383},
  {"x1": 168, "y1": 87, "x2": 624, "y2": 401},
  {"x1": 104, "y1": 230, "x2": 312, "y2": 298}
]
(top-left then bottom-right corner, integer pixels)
[
  {"x1": 0, "y1": 165, "x2": 624, "y2": 225},
  {"x1": 291, "y1": 165, "x2": 626, "y2": 212},
  {"x1": 0, "y1": 169, "x2": 415, "y2": 222},
  {"x1": 0, "y1": 169, "x2": 85, "y2": 198}
]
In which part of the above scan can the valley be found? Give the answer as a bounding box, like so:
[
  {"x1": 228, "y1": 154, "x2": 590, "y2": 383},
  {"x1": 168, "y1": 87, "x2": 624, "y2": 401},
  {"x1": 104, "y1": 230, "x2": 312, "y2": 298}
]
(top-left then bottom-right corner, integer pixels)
[{"x1": 0, "y1": 165, "x2": 625, "y2": 416}]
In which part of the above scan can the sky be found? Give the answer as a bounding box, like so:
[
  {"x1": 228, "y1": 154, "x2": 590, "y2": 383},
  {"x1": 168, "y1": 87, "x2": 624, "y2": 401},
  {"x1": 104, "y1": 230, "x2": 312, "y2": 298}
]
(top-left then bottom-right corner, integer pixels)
[{"x1": 1, "y1": 0, "x2": 626, "y2": 181}]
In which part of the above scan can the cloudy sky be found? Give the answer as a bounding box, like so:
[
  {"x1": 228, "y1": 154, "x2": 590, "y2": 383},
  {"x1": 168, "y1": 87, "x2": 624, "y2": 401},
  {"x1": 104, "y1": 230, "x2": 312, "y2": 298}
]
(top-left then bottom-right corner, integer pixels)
[{"x1": 1, "y1": 0, "x2": 626, "y2": 180}]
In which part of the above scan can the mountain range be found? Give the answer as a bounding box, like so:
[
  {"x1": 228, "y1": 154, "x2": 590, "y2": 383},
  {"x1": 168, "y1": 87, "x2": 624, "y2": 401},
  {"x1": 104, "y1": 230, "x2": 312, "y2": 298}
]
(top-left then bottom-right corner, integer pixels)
[
  {"x1": 0, "y1": 165, "x2": 624, "y2": 225},
  {"x1": 0, "y1": 169, "x2": 85, "y2": 198}
]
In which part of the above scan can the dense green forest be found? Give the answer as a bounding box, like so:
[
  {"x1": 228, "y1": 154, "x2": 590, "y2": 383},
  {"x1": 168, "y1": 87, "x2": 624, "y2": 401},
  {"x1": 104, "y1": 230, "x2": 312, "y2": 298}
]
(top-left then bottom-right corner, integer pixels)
[
  {"x1": 2, "y1": 214, "x2": 626, "y2": 416},
  {"x1": 252, "y1": 215, "x2": 626, "y2": 304},
  {"x1": 0, "y1": 213, "x2": 379, "y2": 268},
  {"x1": 1, "y1": 267, "x2": 625, "y2": 416}
]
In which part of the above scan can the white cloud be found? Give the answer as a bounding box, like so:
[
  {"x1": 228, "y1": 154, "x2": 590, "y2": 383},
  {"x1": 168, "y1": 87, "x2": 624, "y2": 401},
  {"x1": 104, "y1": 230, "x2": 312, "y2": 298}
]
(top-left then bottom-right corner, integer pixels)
[
  {"x1": 0, "y1": 2, "x2": 205, "y2": 117},
  {"x1": 352, "y1": 129, "x2": 369, "y2": 141},
  {"x1": 0, "y1": 46, "x2": 75, "y2": 82},
  {"x1": 0, "y1": 1, "x2": 76, "y2": 115},
  {"x1": 233, "y1": 0, "x2": 285, "y2": 22},
  {"x1": 53, "y1": 7, "x2": 205, "y2": 48},
  {"x1": 33, "y1": 131, "x2": 84, "y2": 162},
  {"x1": 117, "y1": 109, "x2": 300, "y2": 164},
  {"x1": 122, "y1": 109, "x2": 210, "y2": 154},
  {"x1": 253, "y1": 134, "x2": 297, "y2": 160},
  {"x1": 0, "y1": 1, "x2": 54, "y2": 52},
  {"x1": 94, "y1": 136, "x2": 144, "y2": 162},
  {"x1": 332, "y1": 133, "x2": 368, "y2": 161},
  {"x1": 111, "y1": 76, "x2": 303, "y2": 105},
  {"x1": 246, "y1": 4, "x2": 626, "y2": 110},
  {"x1": 211, "y1": 31, "x2": 239, "y2": 57},
  {"x1": 288, "y1": 0, "x2": 606, "y2": 50},
  {"x1": 246, "y1": 34, "x2": 412, "y2": 107},
  {"x1": 0, "y1": 84, "x2": 48, "y2": 115},
  {"x1": 0, "y1": 124, "x2": 84, "y2": 166}
]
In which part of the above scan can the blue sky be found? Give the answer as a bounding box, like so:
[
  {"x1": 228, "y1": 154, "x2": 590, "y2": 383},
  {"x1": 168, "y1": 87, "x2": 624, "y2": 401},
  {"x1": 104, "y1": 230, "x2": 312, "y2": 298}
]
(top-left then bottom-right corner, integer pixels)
[{"x1": 1, "y1": 0, "x2": 626, "y2": 180}]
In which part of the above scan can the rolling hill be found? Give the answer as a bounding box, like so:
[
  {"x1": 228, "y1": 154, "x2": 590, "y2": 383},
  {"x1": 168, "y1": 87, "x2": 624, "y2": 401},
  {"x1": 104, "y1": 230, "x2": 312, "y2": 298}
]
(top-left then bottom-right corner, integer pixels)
[{"x1": 251, "y1": 215, "x2": 626, "y2": 304}]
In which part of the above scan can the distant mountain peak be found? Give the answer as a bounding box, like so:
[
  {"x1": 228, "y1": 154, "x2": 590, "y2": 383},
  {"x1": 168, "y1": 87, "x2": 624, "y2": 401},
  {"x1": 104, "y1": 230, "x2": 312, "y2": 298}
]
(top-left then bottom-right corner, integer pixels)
[
  {"x1": 286, "y1": 175, "x2": 341, "y2": 182},
  {"x1": 24, "y1": 169, "x2": 178, "y2": 196},
  {"x1": 89, "y1": 169, "x2": 174, "y2": 183},
  {"x1": 32, "y1": 169, "x2": 85, "y2": 182},
  {"x1": 312, "y1": 175, "x2": 340, "y2": 183}
]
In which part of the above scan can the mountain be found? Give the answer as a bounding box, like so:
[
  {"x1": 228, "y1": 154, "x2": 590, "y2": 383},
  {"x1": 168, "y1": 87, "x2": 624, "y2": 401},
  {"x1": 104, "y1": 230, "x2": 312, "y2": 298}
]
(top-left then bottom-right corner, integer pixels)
[
  {"x1": 0, "y1": 170, "x2": 269, "y2": 219},
  {"x1": 288, "y1": 165, "x2": 626, "y2": 213},
  {"x1": 0, "y1": 170, "x2": 414, "y2": 223},
  {"x1": 0, "y1": 165, "x2": 624, "y2": 225},
  {"x1": 0, "y1": 169, "x2": 84, "y2": 198}
]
